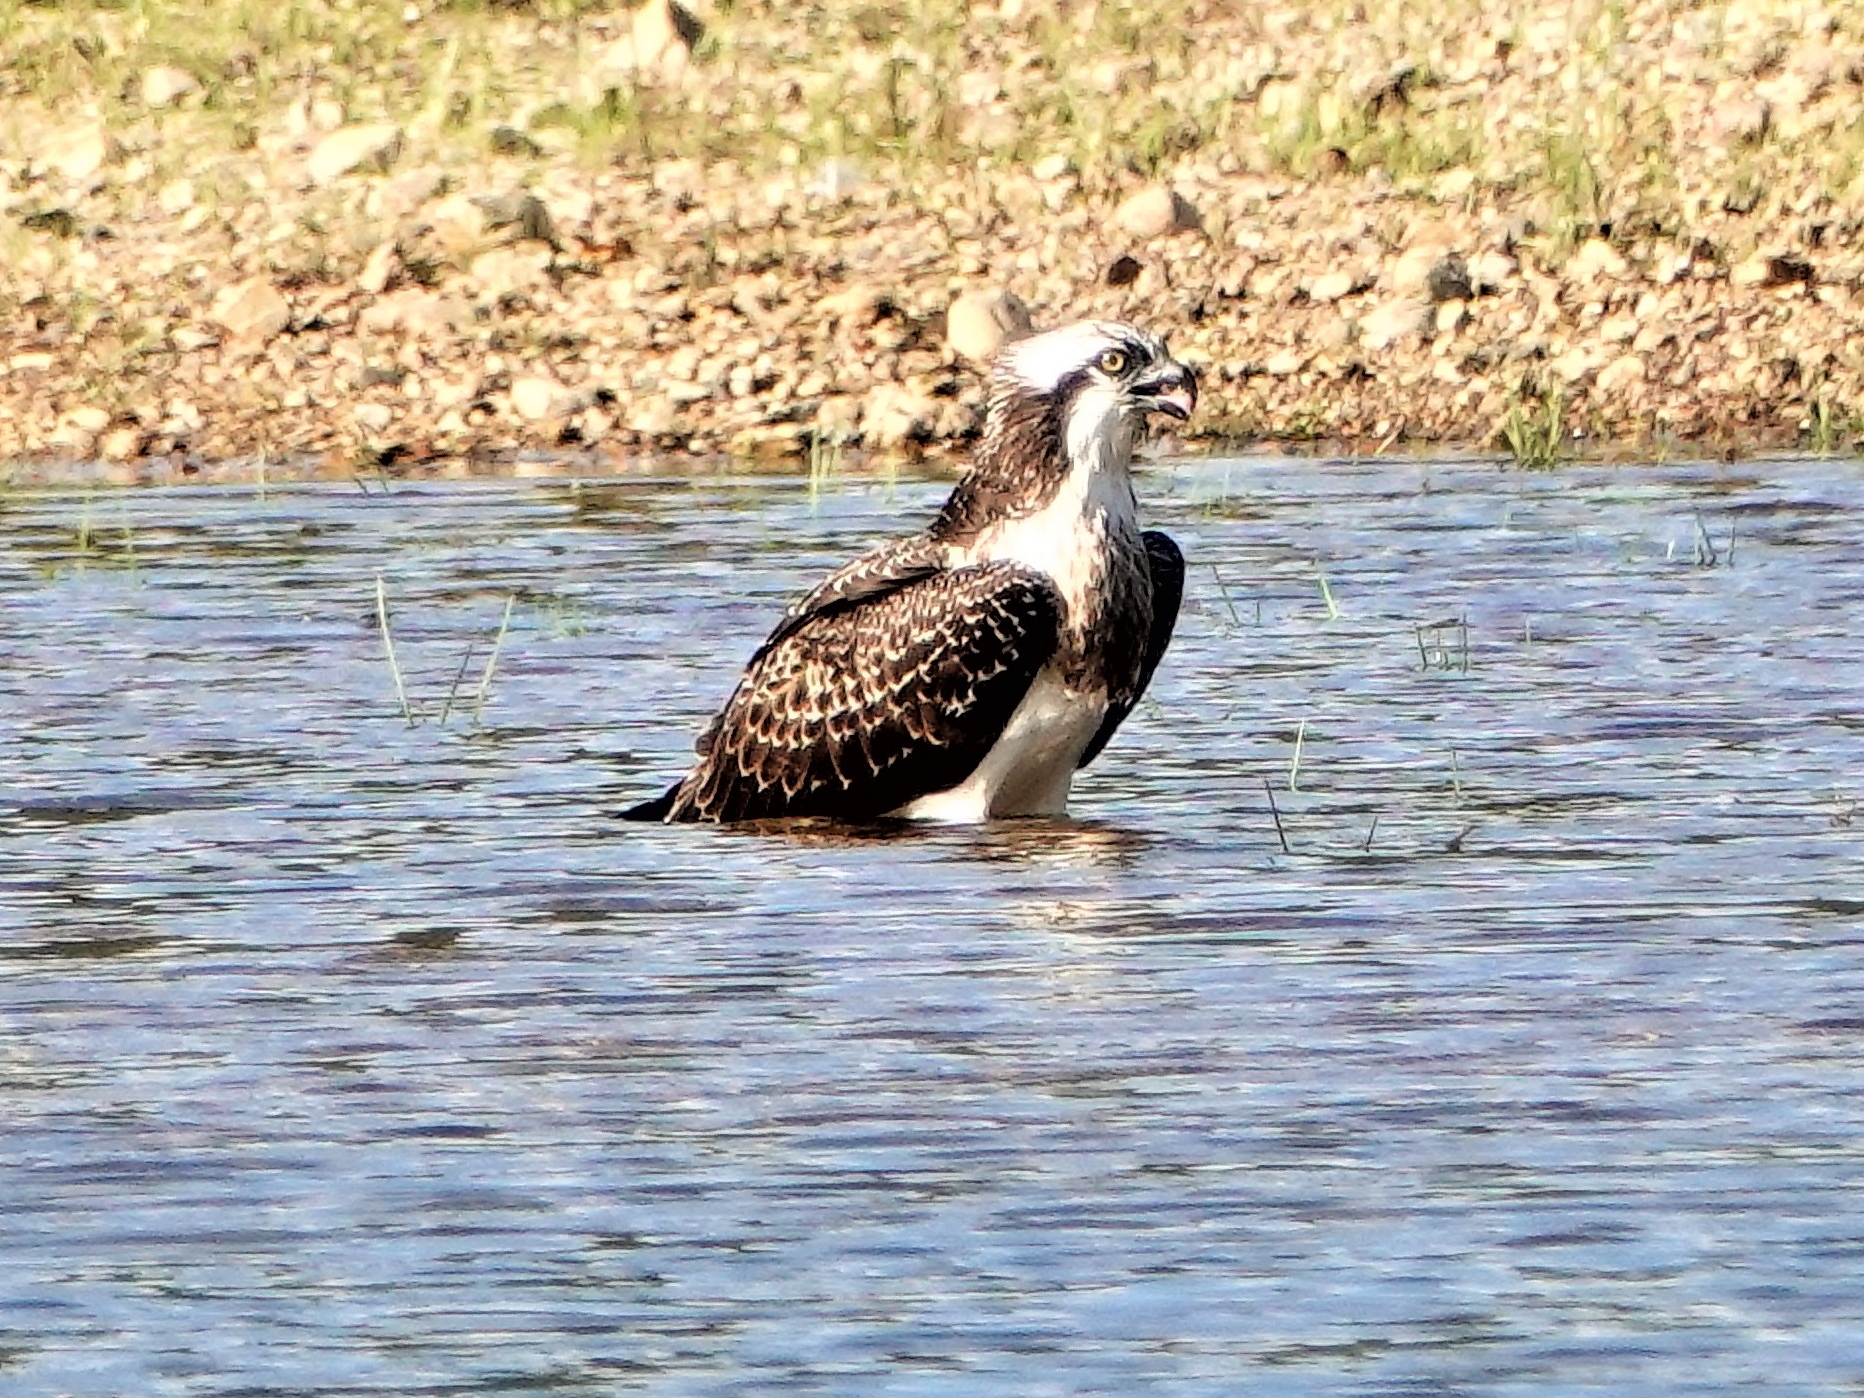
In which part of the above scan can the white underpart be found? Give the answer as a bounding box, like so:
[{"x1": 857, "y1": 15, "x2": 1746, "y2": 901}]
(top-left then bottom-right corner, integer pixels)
[
  {"x1": 894, "y1": 375, "x2": 1142, "y2": 822},
  {"x1": 895, "y1": 670, "x2": 1106, "y2": 820}
]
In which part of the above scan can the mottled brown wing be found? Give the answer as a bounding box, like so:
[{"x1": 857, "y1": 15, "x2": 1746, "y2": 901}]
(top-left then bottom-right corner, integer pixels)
[
  {"x1": 756, "y1": 533, "x2": 945, "y2": 658},
  {"x1": 655, "y1": 562, "x2": 1061, "y2": 823},
  {"x1": 1077, "y1": 530, "x2": 1183, "y2": 768}
]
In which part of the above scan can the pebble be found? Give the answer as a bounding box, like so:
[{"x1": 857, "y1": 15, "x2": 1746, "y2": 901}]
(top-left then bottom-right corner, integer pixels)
[
  {"x1": 1425, "y1": 254, "x2": 1473, "y2": 304},
  {"x1": 42, "y1": 126, "x2": 114, "y2": 184},
  {"x1": 157, "y1": 178, "x2": 196, "y2": 216},
  {"x1": 1114, "y1": 186, "x2": 1200, "y2": 240},
  {"x1": 1360, "y1": 297, "x2": 1431, "y2": 351},
  {"x1": 945, "y1": 287, "x2": 1034, "y2": 363},
  {"x1": 1570, "y1": 238, "x2": 1630, "y2": 282},
  {"x1": 1307, "y1": 270, "x2": 1358, "y2": 303},
  {"x1": 308, "y1": 124, "x2": 404, "y2": 185},
  {"x1": 858, "y1": 383, "x2": 937, "y2": 449},
  {"x1": 510, "y1": 377, "x2": 584, "y2": 421},
  {"x1": 1597, "y1": 354, "x2": 1646, "y2": 395},
  {"x1": 209, "y1": 279, "x2": 291, "y2": 342},
  {"x1": 1467, "y1": 250, "x2": 1517, "y2": 294},
  {"x1": 141, "y1": 66, "x2": 199, "y2": 108}
]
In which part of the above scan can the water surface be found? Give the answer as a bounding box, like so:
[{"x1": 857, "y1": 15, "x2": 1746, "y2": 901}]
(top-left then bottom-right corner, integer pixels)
[{"x1": 4, "y1": 457, "x2": 1864, "y2": 1395}]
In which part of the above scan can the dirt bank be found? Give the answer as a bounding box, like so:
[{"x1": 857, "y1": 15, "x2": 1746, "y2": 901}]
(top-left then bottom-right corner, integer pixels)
[{"x1": 4, "y1": 0, "x2": 1864, "y2": 478}]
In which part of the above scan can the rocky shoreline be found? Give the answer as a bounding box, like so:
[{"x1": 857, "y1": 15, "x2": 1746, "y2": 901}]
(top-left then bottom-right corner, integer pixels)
[{"x1": 5, "y1": 0, "x2": 1864, "y2": 480}]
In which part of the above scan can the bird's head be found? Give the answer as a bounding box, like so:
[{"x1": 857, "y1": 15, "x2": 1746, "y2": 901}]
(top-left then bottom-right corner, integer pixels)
[
  {"x1": 934, "y1": 319, "x2": 1197, "y2": 539},
  {"x1": 986, "y1": 320, "x2": 1198, "y2": 473}
]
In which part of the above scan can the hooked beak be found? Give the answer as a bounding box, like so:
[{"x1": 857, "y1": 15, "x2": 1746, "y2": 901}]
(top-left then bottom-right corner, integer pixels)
[{"x1": 1136, "y1": 363, "x2": 1198, "y2": 422}]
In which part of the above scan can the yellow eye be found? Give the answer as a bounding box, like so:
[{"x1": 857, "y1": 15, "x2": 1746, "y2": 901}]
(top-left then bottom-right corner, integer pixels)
[{"x1": 1097, "y1": 347, "x2": 1129, "y2": 375}]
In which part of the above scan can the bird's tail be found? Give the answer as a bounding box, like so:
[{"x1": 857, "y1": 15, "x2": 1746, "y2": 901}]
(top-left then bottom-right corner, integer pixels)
[{"x1": 619, "y1": 782, "x2": 681, "y2": 822}]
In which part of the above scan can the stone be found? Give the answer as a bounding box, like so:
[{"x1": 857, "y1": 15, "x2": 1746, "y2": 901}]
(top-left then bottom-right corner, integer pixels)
[
  {"x1": 308, "y1": 124, "x2": 404, "y2": 185},
  {"x1": 472, "y1": 191, "x2": 559, "y2": 245},
  {"x1": 209, "y1": 278, "x2": 291, "y2": 342},
  {"x1": 820, "y1": 284, "x2": 887, "y2": 327},
  {"x1": 1712, "y1": 97, "x2": 1771, "y2": 144},
  {"x1": 357, "y1": 289, "x2": 470, "y2": 337},
  {"x1": 814, "y1": 396, "x2": 861, "y2": 438},
  {"x1": 468, "y1": 245, "x2": 552, "y2": 301},
  {"x1": 1732, "y1": 253, "x2": 1814, "y2": 289},
  {"x1": 1596, "y1": 354, "x2": 1646, "y2": 394},
  {"x1": 809, "y1": 159, "x2": 866, "y2": 200},
  {"x1": 958, "y1": 71, "x2": 1002, "y2": 106},
  {"x1": 426, "y1": 193, "x2": 494, "y2": 257},
  {"x1": 141, "y1": 66, "x2": 199, "y2": 108},
  {"x1": 43, "y1": 125, "x2": 115, "y2": 184},
  {"x1": 1114, "y1": 186, "x2": 1200, "y2": 240},
  {"x1": 858, "y1": 383, "x2": 937, "y2": 448},
  {"x1": 1425, "y1": 253, "x2": 1473, "y2": 303},
  {"x1": 1569, "y1": 237, "x2": 1629, "y2": 282},
  {"x1": 1308, "y1": 269, "x2": 1358, "y2": 303},
  {"x1": 157, "y1": 178, "x2": 195, "y2": 216},
  {"x1": 945, "y1": 287, "x2": 1034, "y2": 363},
  {"x1": 375, "y1": 166, "x2": 447, "y2": 218},
  {"x1": 651, "y1": 157, "x2": 705, "y2": 202},
  {"x1": 1435, "y1": 299, "x2": 1468, "y2": 334},
  {"x1": 98, "y1": 426, "x2": 144, "y2": 461},
  {"x1": 1391, "y1": 243, "x2": 1444, "y2": 295},
  {"x1": 1359, "y1": 296, "x2": 1431, "y2": 351},
  {"x1": 627, "y1": 395, "x2": 678, "y2": 436},
  {"x1": 578, "y1": 0, "x2": 696, "y2": 99},
  {"x1": 488, "y1": 125, "x2": 543, "y2": 159},
  {"x1": 510, "y1": 375, "x2": 584, "y2": 421},
  {"x1": 1432, "y1": 167, "x2": 1477, "y2": 201},
  {"x1": 359, "y1": 242, "x2": 399, "y2": 295},
  {"x1": 1265, "y1": 348, "x2": 1306, "y2": 376},
  {"x1": 49, "y1": 418, "x2": 100, "y2": 458},
  {"x1": 634, "y1": 0, "x2": 703, "y2": 83},
  {"x1": 1600, "y1": 311, "x2": 1638, "y2": 343},
  {"x1": 354, "y1": 402, "x2": 394, "y2": 434},
  {"x1": 1467, "y1": 250, "x2": 1516, "y2": 294},
  {"x1": 1549, "y1": 346, "x2": 1597, "y2": 383},
  {"x1": 934, "y1": 400, "x2": 981, "y2": 439},
  {"x1": 1392, "y1": 245, "x2": 1470, "y2": 302},
  {"x1": 432, "y1": 373, "x2": 483, "y2": 409},
  {"x1": 19, "y1": 207, "x2": 78, "y2": 238}
]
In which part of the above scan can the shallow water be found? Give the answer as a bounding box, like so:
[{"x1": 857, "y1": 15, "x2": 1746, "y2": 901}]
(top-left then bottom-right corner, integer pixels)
[{"x1": 4, "y1": 456, "x2": 1864, "y2": 1396}]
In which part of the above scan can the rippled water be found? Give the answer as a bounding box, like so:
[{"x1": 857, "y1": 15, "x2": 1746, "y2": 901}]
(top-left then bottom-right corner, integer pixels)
[{"x1": 4, "y1": 457, "x2": 1864, "y2": 1396}]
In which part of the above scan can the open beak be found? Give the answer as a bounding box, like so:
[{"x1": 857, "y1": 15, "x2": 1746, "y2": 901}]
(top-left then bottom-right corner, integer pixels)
[{"x1": 1137, "y1": 363, "x2": 1198, "y2": 422}]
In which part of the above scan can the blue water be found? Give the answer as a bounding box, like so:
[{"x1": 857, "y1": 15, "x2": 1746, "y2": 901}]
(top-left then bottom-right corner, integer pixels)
[{"x1": 3, "y1": 457, "x2": 1863, "y2": 1395}]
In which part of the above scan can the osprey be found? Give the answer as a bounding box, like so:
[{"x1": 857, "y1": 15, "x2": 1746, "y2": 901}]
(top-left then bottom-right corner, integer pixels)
[{"x1": 624, "y1": 319, "x2": 1196, "y2": 824}]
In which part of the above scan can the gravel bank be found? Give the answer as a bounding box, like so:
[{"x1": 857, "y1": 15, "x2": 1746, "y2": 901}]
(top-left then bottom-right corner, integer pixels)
[{"x1": 4, "y1": 0, "x2": 1864, "y2": 477}]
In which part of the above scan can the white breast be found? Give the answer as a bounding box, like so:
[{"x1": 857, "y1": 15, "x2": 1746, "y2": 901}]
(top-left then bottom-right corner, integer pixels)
[
  {"x1": 965, "y1": 429, "x2": 1139, "y2": 620},
  {"x1": 891, "y1": 670, "x2": 1107, "y2": 821},
  {"x1": 898, "y1": 425, "x2": 1139, "y2": 821}
]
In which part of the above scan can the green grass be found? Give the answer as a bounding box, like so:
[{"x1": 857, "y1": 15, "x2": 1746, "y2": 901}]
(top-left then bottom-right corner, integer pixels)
[
  {"x1": 1807, "y1": 397, "x2": 1864, "y2": 455},
  {"x1": 1500, "y1": 388, "x2": 1567, "y2": 470},
  {"x1": 8, "y1": 0, "x2": 1864, "y2": 229}
]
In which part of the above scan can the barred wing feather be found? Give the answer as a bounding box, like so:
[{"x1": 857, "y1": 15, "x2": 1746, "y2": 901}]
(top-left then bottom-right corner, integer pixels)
[{"x1": 649, "y1": 562, "x2": 1061, "y2": 823}]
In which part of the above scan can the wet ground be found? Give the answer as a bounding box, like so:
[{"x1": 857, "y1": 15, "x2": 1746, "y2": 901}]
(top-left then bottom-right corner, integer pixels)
[{"x1": 3, "y1": 456, "x2": 1863, "y2": 1396}]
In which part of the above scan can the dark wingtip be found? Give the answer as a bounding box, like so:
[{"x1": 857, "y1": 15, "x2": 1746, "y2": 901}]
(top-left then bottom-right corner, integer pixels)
[{"x1": 618, "y1": 784, "x2": 680, "y2": 822}]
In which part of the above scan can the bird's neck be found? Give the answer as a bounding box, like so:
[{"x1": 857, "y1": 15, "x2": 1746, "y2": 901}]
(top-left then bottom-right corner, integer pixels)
[
  {"x1": 933, "y1": 394, "x2": 1137, "y2": 544},
  {"x1": 942, "y1": 416, "x2": 1143, "y2": 650}
]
